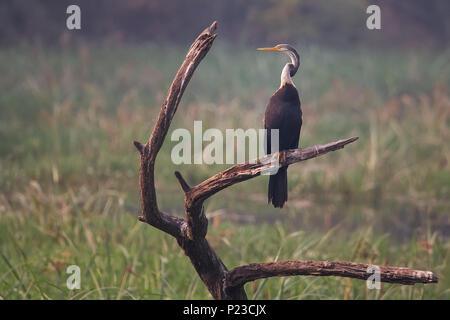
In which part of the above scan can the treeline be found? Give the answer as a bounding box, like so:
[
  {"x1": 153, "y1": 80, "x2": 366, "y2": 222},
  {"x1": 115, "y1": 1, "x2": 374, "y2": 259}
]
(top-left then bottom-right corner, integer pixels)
[{"x1": 1, "y1": 0, "x2": 449, "y2": 47}]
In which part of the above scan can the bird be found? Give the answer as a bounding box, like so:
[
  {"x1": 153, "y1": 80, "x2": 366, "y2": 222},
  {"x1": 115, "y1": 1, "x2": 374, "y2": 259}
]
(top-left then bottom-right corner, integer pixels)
[{"x1": 258, "y1": 44, "x2": 302, "y2": 208}]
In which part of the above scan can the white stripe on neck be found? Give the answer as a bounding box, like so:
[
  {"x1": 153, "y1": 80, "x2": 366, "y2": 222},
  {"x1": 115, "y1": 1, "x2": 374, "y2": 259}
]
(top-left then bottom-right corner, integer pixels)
[{"x1": 280, "y1": 64, "x2": 295, "y2": 88}]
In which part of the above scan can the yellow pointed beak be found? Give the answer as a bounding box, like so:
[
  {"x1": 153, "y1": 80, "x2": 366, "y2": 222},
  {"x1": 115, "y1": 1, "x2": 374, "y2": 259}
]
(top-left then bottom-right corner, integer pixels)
[{"x1": 257, "y1": 47, "x2": 281, "y2": 51}]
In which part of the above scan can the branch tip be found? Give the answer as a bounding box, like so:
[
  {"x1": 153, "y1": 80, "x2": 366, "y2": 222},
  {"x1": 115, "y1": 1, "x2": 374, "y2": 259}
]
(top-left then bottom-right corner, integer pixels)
[
  {"x1": 174, "y1": 171, "x2": 191, "y2": 193},
  {"x1": 133, "y1": 141, "x2": 145, "y2": 155},
  {"x1": 209, "y1": 21, "x2": 217, "y2": 34},
  {"x1": 343, "y1": 136, "x2": 359, "y2": 145}
]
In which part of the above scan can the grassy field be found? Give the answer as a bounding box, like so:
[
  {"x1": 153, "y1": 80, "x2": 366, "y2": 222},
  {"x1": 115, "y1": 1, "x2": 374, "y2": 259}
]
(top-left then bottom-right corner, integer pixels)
[{"x1": 0, "y1": 43, "x2": 449, "y2": 299}]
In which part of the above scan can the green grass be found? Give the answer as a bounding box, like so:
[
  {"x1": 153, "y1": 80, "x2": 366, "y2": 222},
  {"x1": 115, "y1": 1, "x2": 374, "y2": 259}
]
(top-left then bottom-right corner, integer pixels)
[{"x1": 0, "y1": 43, "x2": 449, "y2": 299}]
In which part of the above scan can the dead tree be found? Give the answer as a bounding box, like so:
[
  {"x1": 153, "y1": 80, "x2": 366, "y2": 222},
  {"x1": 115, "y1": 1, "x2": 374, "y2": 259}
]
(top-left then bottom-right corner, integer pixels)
[{"x1": 133, "y1": 22, "x2": 438, "y2": 300}]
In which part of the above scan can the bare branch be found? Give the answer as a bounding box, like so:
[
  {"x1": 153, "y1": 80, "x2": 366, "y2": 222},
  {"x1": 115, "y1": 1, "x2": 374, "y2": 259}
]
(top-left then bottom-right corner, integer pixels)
[
  {"x1": 136, "y1": 21, "x2": 217, "y2": 238},
  {"x1": 181, "y1": 137, "x2": 358, "y2": 242},
  {"x1": 225, "y1": 260, "x2": 438, "y2": 290},
  {"x1": 185, "y1": 136, "x2": 358, "y2": 209},
  {"x1": 133, "y1": 140, "x2": 145, "y2": 155},
  {"x1": 135, "y1": 21, "x2": 246, "y2": 299},
  {"x1": 174, "y1": 171, "x2": 191, "y2": 193}
]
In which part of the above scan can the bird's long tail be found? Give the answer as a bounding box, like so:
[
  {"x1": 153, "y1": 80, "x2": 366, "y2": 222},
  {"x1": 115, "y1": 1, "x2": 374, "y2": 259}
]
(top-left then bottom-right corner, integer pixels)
[{"x1": 268, "y1": 166, "x2": 288, "y2": 208}]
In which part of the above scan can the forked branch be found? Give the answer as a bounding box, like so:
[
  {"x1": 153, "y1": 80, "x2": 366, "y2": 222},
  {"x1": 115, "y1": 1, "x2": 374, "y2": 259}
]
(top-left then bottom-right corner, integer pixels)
[
  {"x1": 133, "y1": 21, "x2": 438, "y2": 300},
  {"x1": 179, "y1": 136, "x2": 358, "y2": 241}
]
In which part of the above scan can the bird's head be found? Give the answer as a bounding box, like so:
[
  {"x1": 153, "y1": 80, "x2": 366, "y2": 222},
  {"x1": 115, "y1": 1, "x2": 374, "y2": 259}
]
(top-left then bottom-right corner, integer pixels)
[{"x1": 257, "y1": 44, "x2": 300, "y2": 77}]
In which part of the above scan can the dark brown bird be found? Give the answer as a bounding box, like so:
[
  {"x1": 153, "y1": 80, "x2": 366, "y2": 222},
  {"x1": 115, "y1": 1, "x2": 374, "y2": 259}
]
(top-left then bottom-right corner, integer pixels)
[{"x1": 258, "y1": 44, "x2": 302, "y2": 208}]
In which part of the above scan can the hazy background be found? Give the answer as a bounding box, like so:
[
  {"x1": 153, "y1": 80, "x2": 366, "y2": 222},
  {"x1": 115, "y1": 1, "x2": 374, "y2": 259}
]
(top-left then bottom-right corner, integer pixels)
[
  {"x1": 1, "y1": 0, "x2": 450, "y2": 47},
  {"x1": 0, "y1": 0, "x2": 449, "y2": 299}
]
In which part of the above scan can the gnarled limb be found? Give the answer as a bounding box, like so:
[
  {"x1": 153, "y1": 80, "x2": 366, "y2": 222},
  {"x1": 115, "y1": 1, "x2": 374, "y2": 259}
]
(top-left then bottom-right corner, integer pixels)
[
  {"x1": 185, "y1": 137, "x2": 358, "y2": 209},
  {"x1": 134, "y1": 21, "x2": 438, "y2": 300},
  {"x1": 134, "y1": 21, "x2": 244, "y2": 300},
  {"x1": 180, "y1": 136, "x2": 358, "y2": 241},
  {"x1": 134, "y1": 21, "x2": 218, "y2": 239},
  {"x1": 224, "y1": 261, "x2": 438, "y2": 293}
]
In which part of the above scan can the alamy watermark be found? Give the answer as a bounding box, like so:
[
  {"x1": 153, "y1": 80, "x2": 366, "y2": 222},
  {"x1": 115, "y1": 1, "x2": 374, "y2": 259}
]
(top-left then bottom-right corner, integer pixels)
[
  {"x1": 66, "y1": 5, "x2": 81, "y2": 30},
  {"x1": 171, "y1": 121, "x2": 281, "y2": 175},
  {"x1": 366, "y1": 5, "x2": 381, "y2": 30},
  {"x1": 66, "y1": 265, "x2": 81, "y2": 290},
  {"x1": 65, "y1": 4, "x2": 380, "y2": 32},
  {"x1": 366, "y1": 265, "x2": 381, "y2": 289}
]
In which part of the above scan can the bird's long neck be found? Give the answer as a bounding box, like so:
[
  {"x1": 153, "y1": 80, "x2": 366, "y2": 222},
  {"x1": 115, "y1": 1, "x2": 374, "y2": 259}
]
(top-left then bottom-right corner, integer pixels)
[
  {"x1": 280, "y1": 50, "x2": 299, "y2": 88},
  {"x1": 280, "y1": 64, "x2": 295, "y2": 87}
]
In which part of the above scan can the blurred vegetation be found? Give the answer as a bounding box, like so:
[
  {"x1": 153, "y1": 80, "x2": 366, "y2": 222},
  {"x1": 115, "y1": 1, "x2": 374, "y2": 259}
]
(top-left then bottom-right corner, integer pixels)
[
  {"x1": 1, "y1": 0, "x2": 449, "y2": 47},
  {"x1": 0, "y1": 42, "x2": 449, "y2": 299},
  {"x1": 0, "y1": 0, "x2": 449, "y2": 301}
]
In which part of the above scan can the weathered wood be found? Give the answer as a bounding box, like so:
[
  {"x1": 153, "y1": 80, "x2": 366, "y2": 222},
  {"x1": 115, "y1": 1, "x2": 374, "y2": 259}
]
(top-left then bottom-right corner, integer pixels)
[
  {"x1": 185, "y1": 137, "x2": 358, "y2": 209},
  {"x1": 134, "y1": 21, "x2": 438, "y2": 300},
  {"x1": 136, "y1": 21, "x2": 218, "y2": 238},
  {"x1": 224, "y1": 260, "x2": 438, "y2": 291},
  {"x1": 136, "y1": 21, "x2": 245, "y2": 300}
]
